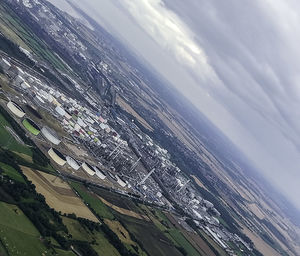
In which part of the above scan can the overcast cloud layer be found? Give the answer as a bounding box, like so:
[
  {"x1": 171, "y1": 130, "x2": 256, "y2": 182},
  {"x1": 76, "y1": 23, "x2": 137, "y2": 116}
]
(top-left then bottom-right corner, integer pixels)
[{"x1": 50, "y1": 0, "x2": 300, "y2": 210}]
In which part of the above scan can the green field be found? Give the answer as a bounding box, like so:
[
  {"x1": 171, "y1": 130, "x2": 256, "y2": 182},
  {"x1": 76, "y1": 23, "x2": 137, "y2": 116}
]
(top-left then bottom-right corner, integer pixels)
[
  {"x1": 140, "y1": 205, "x2": 201, "y2": 256},
  {"x1": 0, "y1": 201, "x2": 51, "y2": 255},
  {"x1": 0, "y1": 114, "x2": 32, "y2": 155},
  {"x1": 55, "y1": 249, "x2": 76, "y2": 256},
  {"x1": 70, "y1": 182, "x2": 114, "y2": 219},
  {"x1": 167, "y1": 229, "x2": 201, "y2": 256},
  {"x1": 0, "y1": 2, "x2": 69, "y2": 72},
  {"x1": 198, "y1": 230, "x2": 227, "y2": 256},
  {"x1": 94, "y1": 187, "x2": 143, "y2": 214},
  {"x1": 0, "y1": 161, "x2": 25, "y2": 183},
  {"x1": 117, "y1": 213, "x2": 183, "y2": 256},
  {"x1": 62, "y1": 217, "x2": 120, "y2": 256}
]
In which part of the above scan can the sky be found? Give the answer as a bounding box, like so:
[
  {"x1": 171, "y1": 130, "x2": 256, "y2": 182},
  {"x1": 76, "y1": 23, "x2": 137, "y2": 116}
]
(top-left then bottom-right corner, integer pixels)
[{"x1": 49, "y1": 0, "x2": 300, "y2": 210}]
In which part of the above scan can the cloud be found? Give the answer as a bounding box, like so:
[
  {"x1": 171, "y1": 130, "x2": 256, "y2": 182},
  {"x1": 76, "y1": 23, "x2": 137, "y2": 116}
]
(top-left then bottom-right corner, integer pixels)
[
  {"x1": 116, "y1": 0, "x2": 300, "y2": 207},
  {"x1": 119, "y1": 0, "x2": 209, "y2": 68}
]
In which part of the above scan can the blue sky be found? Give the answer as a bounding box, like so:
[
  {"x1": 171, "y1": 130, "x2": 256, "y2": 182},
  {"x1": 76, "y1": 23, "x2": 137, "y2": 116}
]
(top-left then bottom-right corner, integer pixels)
[{"x1": 50, "y1": 0, "x2": 300, "y2": 210}]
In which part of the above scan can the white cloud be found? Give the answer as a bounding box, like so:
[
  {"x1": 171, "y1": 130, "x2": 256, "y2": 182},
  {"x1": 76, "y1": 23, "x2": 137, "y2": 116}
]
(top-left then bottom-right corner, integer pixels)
[{"x1": 119, "y1": 0, "x2": 208, "y2": 67}]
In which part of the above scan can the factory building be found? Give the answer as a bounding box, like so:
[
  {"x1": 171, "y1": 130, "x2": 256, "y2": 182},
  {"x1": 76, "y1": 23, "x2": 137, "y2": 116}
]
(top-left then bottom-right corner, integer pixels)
[
  {"x1": 48, "y1": 148, "x2": 66, "y2": 166},
  {"x1": 14, "y1": 75, "x2": 25, "y2": 87},
  {"x1": 22, "y1": 118, "x2": 40, "y2": 135},
  {"x1": 41, "y1": 126, "x2": 61, "y2": 145},
  {"x1": 6, "y1": 101, "x2": 26, "y2": 118},
  {"x1": 55, "y1": 106, "x2": 66, "y2": 116}
]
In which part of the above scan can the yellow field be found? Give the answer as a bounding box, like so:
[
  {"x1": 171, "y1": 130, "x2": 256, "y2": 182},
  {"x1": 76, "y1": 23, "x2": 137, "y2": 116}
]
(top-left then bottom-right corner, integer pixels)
[
  {"x1": 242, "y1": 225, "x2": 281, "y2": 256},
  {"x1": 116, "y1": 95, "x2": 153, "y2": 131},
  {"x1": 104, "y1": 219, "x2": 135, "y2": 245},
  {"x1": 13, "y1": 152, "x2": 33, "y2": 163},
  {"x1": 97, "y1": 195, "x2": 148, "y2": 221},
  {"x1": 21, "y1": 166, "x2": 99, "y2": 222}
]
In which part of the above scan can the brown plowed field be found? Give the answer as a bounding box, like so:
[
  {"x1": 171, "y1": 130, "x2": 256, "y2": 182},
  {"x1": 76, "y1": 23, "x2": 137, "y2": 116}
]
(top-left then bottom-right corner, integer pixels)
[{"x1": 21, "y1": 166, "x2": 99, "y2": 222}]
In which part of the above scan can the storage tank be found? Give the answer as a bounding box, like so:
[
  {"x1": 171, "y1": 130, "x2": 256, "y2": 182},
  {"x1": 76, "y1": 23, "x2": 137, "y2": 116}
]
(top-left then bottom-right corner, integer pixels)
[
  {"x1": 115, "y1": 175, "x2": 126, "y2": 187},
  {"x1": 22, "y1": 118, "x2": 40, "y2": 135},
  {"x1": 41, "y1": 126, "x2": 61, "y2": 145},
  {"x1": 64, "y1": 110, "x2": 72, "y2": 120},
  {"x1": 81, "y1": 162, "x2": 96, "y2": 176},
  {"x1": 20, "y1": 81, "x2": 30, "y2": 89},
  {"x1": 94, "y1": 166, "x2": 106, "y2": 180},
  {"x1": 48, "y1": 148, "x2": 66, "y2": 166},
  {"x1": 7, "y1": 101, "x2": 25, "y2": 118},
  {"x1": 66, "y1": 156, "x2": 80, "y2": 170}
]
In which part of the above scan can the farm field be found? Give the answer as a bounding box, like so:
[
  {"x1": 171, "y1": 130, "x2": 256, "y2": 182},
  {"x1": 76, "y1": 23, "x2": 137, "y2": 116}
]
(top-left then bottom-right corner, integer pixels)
[
  {"x1": 97, "y1": 195, "x2": 148, "y2": 220},
  {"x1": 0, "y1": 2, "x2": 69, "y2": 72},
  {"x1": 0, "y1": 161, "x2": 25, "y2": 183},
  {"x1": 70, "y1": 181, "x2": 114, "y2": 220},
  {"x1": 198, "y1": 230, "x2": 228, "y2": 256},
  {"x1": 62, "y1": 217, "x2": 121, "y2": 256},
  {"x1": 166, "y1": 229, "x2": 201, "y2": 256},
  {"x1": 0, "y1": 201, "x2": 51, "y2": 255},
  {"x1": 117, "y1": 213, "x2": 183, "y2": 256},
  {"x1": 93, "y1": 187, "x2": 143, "y2": 213},
  {"x1": 182, "y1": 231, "x2": 216, "y2": 256},
  {"x1": 103, "y1": 219, "x2": 146, "y2": 256},
  {"x1": 70, "y1": 183, "x2": 148, "y2": 255},
  {"x1": 0, "y1": 113, "x2": 32, "y2": 156},
  {"x1": 21, "y1": 167, "x2": 99, "y2": 222},
  {"x1": 140, "y1": 205, "x2": 205, "y2": 256}
]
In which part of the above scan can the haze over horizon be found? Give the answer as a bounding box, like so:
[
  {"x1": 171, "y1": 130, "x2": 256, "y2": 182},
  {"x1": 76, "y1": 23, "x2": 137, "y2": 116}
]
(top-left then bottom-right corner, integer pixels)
[{"x1": 49, "y1": 0, "x2": 300, "y2": 211}]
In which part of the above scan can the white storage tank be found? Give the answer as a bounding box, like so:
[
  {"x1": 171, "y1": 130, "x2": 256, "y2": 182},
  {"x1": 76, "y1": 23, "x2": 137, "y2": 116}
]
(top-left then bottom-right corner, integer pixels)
[
  {"x1": 21, "y1": 81, "x2": 30, "y2": 90},
  {"x1": 66, "y1": 156, "x2": 80, "y2": 170},
  {"x1": 115, "y1": 175, "x2": 126, "y2": 187},
  {"x1": 81, "y1": 162, "x2": 96, "y2": 176},
  {"x1": 94, "y1": 167, "x2": 106, "y2": 180},
  {"x1": 41, "y1": 126, "x2": 61, "y2": 145},
  {"x1": 64, "y1": 110, "x2": 72, "y2": 120},
  {"x1": 48, "y1": 148, "x2": 66, "y2": 166},
  {"x1": 7, "y1": 101, "x2": 26, "y2": 118}
]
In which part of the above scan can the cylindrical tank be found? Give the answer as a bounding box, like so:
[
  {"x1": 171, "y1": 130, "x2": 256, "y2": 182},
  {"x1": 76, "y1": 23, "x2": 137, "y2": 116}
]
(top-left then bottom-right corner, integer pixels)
[
  {"x1": 41, "y1": 126, "x2": 61, "y2": 145},
  {"x1": 66, "y1": 156, "x2": 80, "y2": 170},
  {"x1": 7, "y1": 101, "x2": 25, "y2": 118},
  {"x1": 20, "y1": 81, "x2": 30, "y2": 89},
  {"x1": 116, "y1": 175, "x2": 126, "y2": 187},
  {"x1": 22, "y1": 118, "x2": 40, "y2": 135},
  {"x1": 81, "y1": 162, "x2": 95, "y2": 176},
  {"x1": 94, "y1": 166, "x2": 106, "y2": 180},
  {"x1": 48, "y1": 148, "x2": 66, "y2": 166}
]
